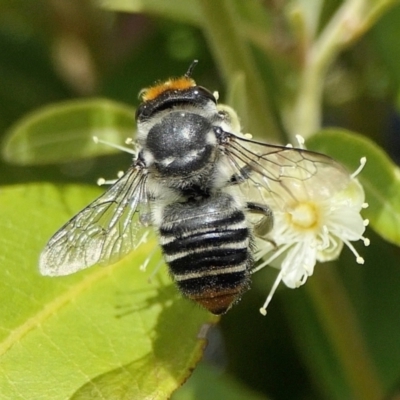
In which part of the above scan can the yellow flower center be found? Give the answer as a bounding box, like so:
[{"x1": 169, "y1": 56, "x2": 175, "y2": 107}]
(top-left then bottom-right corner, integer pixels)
[{"x1": 288, "y1": 202, "x2": 319, "y2": 230}]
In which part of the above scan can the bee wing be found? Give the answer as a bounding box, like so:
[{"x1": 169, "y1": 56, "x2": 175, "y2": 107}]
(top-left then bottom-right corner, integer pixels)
[
  {"x1": 39, "y1": 166, "x2": 150, "y2": 276},
  {"x1": 225, "y1": 134, "x2": 351, "y2": 208}
]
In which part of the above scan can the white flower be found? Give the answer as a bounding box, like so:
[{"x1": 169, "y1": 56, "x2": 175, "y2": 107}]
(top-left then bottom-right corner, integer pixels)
[{"x1": 254, "y1": 146, "x2": 369, "y2": 316}]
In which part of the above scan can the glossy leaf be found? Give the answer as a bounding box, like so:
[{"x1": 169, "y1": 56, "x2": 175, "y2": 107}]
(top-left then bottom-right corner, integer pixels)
[
  {"x1": 2, "y1": 99, "x2": 135, "y2": 165},
  {"x1": 307, "y1": 128, "x2": 400, "y2": 246},
  {"x1": 0, "y1": 183, "x2": 217, "y2": 399}
]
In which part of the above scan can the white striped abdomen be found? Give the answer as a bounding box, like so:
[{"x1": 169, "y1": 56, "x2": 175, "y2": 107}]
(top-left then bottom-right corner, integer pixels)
[{"x1": 159, "y1": 192, "x2": 253, "y2": 314}]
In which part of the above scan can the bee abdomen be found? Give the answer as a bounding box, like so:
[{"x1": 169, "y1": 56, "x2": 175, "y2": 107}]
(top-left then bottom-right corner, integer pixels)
[{"x1": 159, "y1": 194, "x2": 253, "y2": 315}]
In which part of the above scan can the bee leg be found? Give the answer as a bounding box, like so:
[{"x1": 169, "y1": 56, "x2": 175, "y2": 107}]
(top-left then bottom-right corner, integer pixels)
[
  {"x1": 246, "y1": 202, "x2": 274, "y2": 236},
  {"x1": 229, "y1": 166, "x2": 252, "y2": 185}
]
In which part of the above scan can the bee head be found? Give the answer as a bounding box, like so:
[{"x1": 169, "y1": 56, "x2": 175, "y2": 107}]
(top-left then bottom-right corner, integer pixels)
[{"x1": 135, "y1": 61, "x2": 216, "y2": 122}]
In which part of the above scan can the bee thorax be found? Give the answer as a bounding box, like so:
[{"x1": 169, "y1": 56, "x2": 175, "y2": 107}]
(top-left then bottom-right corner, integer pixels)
[{"x1": 145, "y1": 111, "x2": 217, "y2": 181}]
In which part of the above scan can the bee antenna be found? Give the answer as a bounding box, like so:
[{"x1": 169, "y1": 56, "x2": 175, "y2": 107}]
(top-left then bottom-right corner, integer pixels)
[{"x1": 185, "y1": 60, "x2": 199, "y2": 78}]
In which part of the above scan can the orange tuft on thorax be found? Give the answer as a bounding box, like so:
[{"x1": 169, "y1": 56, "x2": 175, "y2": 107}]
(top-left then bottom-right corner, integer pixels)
[{"x1": 140, "y1": 77, "x2": 196, "y2": 102}]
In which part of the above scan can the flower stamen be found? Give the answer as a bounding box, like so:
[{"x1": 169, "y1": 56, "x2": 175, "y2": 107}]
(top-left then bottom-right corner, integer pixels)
[
  {"x1": 351, "y1": 157, "x2": 367, "y2": 179},
  {"x1": 97, "y1": 171, "x2": 124, "y2": 186},
  {"x1": 93, "y1": 136, "x2": 136, "y2": 155},
  {"x1": 295, "y1": 134, "x2": 305, "y2": 148},
  {"x1": 260, "y1": 269, "x2": 284, "y2": 316},
  {"x1": 252, "y1": 243, "x2": 291, "y2": 274},
  {"x1": 343, "y1": 238, "x2": 365, "y2": 264},
  {"x1": 362, "y1": 236, "x2": 370, "y2": 246}
]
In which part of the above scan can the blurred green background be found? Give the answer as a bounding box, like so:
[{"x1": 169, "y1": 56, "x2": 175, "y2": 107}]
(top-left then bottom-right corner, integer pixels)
[{"x1": 1, "y1": 1, "x2": 400, "y2": 399}]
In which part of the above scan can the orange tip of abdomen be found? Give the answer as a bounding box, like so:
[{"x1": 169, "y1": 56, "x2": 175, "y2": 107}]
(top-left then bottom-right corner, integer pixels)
[{"x1": 140, "y1": 77, "x2": 196, "y2": 102}]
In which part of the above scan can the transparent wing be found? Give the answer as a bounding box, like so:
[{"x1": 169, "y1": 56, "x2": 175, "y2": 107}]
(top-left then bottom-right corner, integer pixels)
[
  {"x1": 39, "y1": 166, "x2": 150, "y2": 276},
  {"x1": 223, "y1": 134, "x2": 351, "y2": 209}
]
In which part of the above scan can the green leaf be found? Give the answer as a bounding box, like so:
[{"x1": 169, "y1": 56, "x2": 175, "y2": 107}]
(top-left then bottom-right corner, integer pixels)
[
  {"x1": 2, "y1": 99, "x2": 135, "y2": 165},
  {"x1": 0, "y1": 183, "x2": 217, "y2": 399},
  {"x1": 307, "y1": 128, "x2": 400, "y2": 246},
  {"x1": 172, "y1": 362, "x2": 269, "y2": 400},
  {"x1": 98, "y1": 0, "x2": 202, "y2": 26}
]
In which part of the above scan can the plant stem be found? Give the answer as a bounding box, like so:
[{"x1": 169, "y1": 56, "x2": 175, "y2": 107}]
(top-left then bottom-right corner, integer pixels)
[
  {"x1": 306, "y1": 266, "x2": 384, "y2": 400},
  {"x1": 286, "y1": 0, "x2": 398, "y2": 139},
  {"x1": 198, "y1": 0, "x2": 280, "y2": 141}
]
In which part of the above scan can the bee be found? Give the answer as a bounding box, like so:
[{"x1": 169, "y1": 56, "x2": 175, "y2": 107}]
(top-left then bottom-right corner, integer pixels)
[{"x1": 40, "y1": 60, "x2": 345, "y2": 315}]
